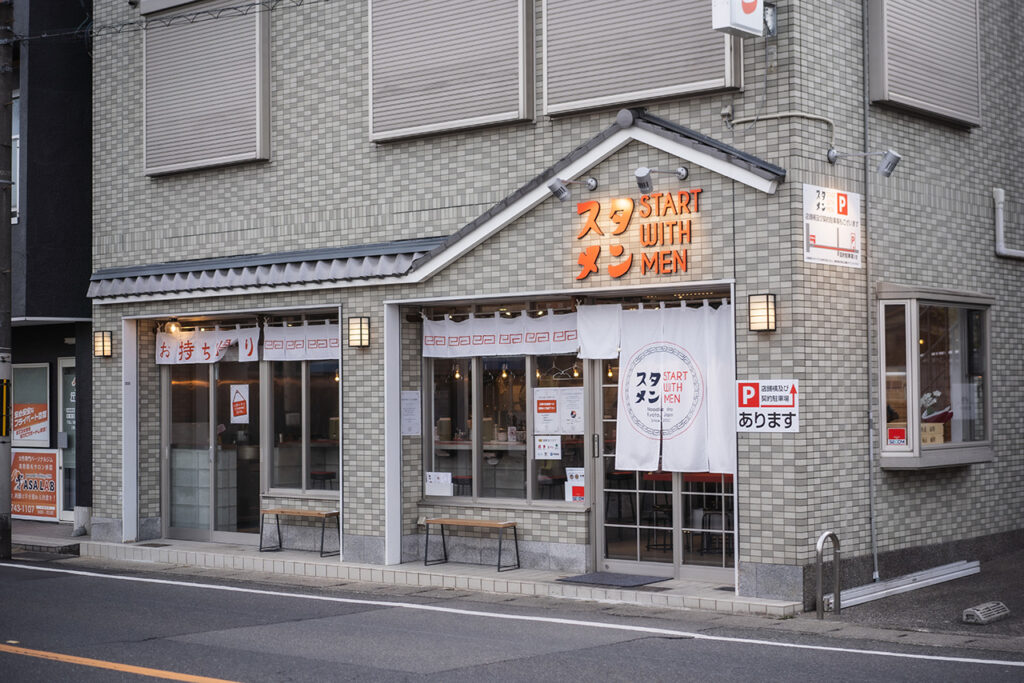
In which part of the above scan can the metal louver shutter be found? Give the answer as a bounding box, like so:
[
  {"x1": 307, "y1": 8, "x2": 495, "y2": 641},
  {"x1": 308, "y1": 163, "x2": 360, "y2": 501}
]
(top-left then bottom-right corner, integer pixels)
[
  {"x1": 544, "y1": 0, "x2": 739, "y2": 115},
  {"x1": 370, "y1": 0, "x2": 532, "y2": 141},
  {"x1": 869, "y1": 0, "x2": 981, "y2": 127},
  {"x1": 144, "y1": 0, "x2": 270, "y2": 175}
]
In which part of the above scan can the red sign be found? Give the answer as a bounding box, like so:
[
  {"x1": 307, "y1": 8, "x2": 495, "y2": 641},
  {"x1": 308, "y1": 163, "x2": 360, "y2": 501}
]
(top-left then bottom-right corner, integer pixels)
[
  {"x1": 11, "y1": 449, "x2": 59, "y2": 521},
  {"x1": 536, "y1": 399, "x2": 557, "y2": 414},
  {"x1": 837, "y1": 192, "x2": 849, "y2": 215},
  {"x1": 887, "y1": 427, "x2": 907, "y2": 446},
  {"x1": 737, "y1": 382, "x2": 759, "y2": 408},
  {"x1": 13, "y1": 403, "x2": 48, "y2": 442}
]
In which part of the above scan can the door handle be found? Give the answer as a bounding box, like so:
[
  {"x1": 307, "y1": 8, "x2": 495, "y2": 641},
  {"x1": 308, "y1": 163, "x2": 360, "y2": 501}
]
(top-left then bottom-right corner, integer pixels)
[{"x1": 592, "y1": 432, "x2": 600, "y2": 458}]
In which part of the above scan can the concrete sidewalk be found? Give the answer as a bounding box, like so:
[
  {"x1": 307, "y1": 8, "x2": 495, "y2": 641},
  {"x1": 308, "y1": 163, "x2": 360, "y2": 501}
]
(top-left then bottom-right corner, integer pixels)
[
  {"x1": 12, "y1": 519, "x2": 1024, "y2": 639},
  {"x1": 10, "y1": 519, "x2": 796, "y2": 616}
]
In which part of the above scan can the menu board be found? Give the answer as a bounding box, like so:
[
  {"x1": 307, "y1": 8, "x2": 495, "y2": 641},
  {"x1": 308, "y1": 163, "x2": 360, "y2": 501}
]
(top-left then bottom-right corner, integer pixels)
[{"x1": 533, "y1": 387, "x2": 584, "y2": 435}]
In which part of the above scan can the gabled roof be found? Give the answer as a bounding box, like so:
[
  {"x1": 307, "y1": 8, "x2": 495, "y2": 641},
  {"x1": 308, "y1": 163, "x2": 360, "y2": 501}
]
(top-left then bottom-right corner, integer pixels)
[
  {"x1": 90, "y1": 109, "x2": 785, "y2": 303},
  {"x1": 404, "y1": 108, "x2": 785, "y2": 282}
]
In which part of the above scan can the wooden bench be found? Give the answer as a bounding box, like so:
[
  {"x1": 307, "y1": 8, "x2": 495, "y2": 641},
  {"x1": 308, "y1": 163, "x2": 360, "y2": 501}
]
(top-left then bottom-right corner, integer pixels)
[
  {"x1": 259, "y1": 508, "x2": 340, "y2": 558},
  {"x1": 424, "y1": 518, "x2": 519, "y2": 572}
]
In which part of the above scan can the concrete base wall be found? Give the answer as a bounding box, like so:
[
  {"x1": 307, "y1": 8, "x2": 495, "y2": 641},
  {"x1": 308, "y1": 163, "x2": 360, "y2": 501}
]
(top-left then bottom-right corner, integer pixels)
[{"x1": 90, "y1": 517, "x2": 122, "y2": 543}]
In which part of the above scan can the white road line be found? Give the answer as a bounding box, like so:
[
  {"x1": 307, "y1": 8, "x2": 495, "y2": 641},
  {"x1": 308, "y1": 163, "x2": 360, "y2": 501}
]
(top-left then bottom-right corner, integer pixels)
[{"x1": 2, "y1": 562, "x2": 1021, "y2": 668}]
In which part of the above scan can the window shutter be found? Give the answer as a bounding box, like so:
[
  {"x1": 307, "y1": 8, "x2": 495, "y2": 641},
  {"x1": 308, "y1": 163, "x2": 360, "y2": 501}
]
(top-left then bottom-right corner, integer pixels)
[
  {"x1": 869, "y1": 0, "x2": 982, "y2": 127},
  {"x1": 370, "y1": 0, "x2": 533, "y2": 141},
  {"x1": 144, "y1": 0, "x2": 270, "y2": 174},
  {"x1": 544, "y1": 0, "x2": 740, "y2": 115}
]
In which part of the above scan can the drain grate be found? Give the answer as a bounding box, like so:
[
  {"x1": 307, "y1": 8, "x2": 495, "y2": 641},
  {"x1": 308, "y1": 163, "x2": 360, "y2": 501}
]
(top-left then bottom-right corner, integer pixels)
[
  {"x1": 138, "y1": 543, "x2": 171, "y2": 548},
  {"x1": 962, "y1": 601, "x2": 1011, "y2": 625}
]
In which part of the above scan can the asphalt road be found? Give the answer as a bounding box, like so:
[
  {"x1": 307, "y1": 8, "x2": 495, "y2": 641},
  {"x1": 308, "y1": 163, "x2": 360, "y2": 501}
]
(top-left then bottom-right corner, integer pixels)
[{"x1": 0, "y1": 557, "x2": 1022, "y2": 682}]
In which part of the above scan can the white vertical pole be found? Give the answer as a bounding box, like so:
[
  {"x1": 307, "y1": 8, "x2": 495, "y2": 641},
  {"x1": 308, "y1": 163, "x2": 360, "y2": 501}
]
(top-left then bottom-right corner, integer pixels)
[
  {"x1": 383, "y1": 303, "x2": 402, "y2": 564},
  {"x1": 122, "y1": 318, "x2": 138, "y2": 542}
]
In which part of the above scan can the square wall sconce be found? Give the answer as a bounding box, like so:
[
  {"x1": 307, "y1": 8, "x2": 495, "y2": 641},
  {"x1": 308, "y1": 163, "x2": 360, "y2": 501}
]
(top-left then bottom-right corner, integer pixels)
[
  {"x1": 748, "y1": 294, "x2": 777, "y2": 332},
  {"x1": 93, "y1": 330, "x2": 113, "y2": 357},
  {"x1": 348, "y1": 316, "x2": 370, "y2": 347}
]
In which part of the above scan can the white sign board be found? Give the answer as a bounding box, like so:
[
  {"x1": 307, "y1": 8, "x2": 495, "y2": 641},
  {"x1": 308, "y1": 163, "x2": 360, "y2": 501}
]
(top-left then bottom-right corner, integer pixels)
[
  {"x1": 803, "y1": 184, "x2": 862, "y2": 268},
  {"x1": 564, "y1": 467, "x2": 585, "y2": 502},
  {"x1": 533, "y1": 386, "x2": 585, "y2": 435},
  {"x1": 401, "y1": 390, "x2": 421, "y2": 436},
  {"x1": 230, "y1": 384, "x2": 249, "y2": 424},
  {"x1": 737, "y1": 380, "x2": 799, "y2": 432},
  {"x1": 425, "y1": 471, "x2": 453, "y2": 497},
  {"x1": 534, "y1": 435, "x2": 562, "y2": 460},
  {"x1": 712, "y1": 0, "x2": 764, "y2": 37}
]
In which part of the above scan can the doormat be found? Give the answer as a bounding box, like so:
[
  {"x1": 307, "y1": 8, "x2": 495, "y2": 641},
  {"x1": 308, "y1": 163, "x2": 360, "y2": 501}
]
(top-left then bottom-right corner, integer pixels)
[
  {"x1": 556, "y1": 572, "x2": 669, "y2": 588},
  {"x1": 138, "y1": 543, "x2": 171, "y2": 548}
]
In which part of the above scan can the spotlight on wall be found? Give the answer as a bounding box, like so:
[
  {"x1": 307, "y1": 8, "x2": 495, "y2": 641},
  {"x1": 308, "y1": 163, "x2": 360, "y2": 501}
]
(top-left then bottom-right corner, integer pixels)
[
  {"x1": 547, "y1": 176, "x2": 598, "y2": 202},
  {"x1": 93, "y1": 330, "x2": 113, "y2": 357},
  {"x1": 164, "y1": 320, "x2": 182, "y2": 334},
  {"x1": 827, "y1": 148, "x2": 902, "y2": 177},
  {"x1": 347, "y1": 316, "x2": 370, "y2": 347},
  {"x1": 635, "y1": 166, "x2": 689, "y2": 193},
  {"x1": 748, "y1": 294, "x2": 777, "y2": 332}
]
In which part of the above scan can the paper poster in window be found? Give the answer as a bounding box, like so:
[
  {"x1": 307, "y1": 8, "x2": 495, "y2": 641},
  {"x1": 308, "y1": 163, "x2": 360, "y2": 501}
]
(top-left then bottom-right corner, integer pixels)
[
  {"x1": 534, "y1": 435, "x2": 562, "y2": 460},
  {"x1": 559, "y1": 386, "x2": 585, "y2": 434},
  {"x1": 564, "y1": 467, "x2": 585, "y2": 502},
  {"x1": 534, "y1": 387, "x2": 560, "y2": 433},
  {"x1": 230, "y1": 384, "x2": 249, "y2": 424}
]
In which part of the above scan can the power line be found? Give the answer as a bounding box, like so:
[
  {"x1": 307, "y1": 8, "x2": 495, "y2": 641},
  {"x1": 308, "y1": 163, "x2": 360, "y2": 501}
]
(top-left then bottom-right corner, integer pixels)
[{"x1": 13, "y1": 0, "x2": 332, "y2": 43}]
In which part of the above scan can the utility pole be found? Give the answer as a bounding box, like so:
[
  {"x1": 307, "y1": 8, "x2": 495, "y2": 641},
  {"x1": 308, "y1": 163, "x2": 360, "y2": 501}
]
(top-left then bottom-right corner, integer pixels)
[{"x1": 0, "y1": 0, "x2": 13, "y2": 560}]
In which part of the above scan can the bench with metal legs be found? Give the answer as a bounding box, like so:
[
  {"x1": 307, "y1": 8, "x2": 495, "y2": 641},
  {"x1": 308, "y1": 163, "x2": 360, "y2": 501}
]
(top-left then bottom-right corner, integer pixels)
[
  {"x1": 259, "y1": 508, "x2": 340, "y2": 558},
  {"x1": 424, "y1": 518, "x2": 519, "y2": 571}
]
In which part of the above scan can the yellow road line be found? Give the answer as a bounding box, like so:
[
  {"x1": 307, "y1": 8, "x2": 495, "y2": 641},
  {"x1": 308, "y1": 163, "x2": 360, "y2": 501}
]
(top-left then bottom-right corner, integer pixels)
[{"x1": 0, "y1": 643, "x2": 242, "y2": 683}]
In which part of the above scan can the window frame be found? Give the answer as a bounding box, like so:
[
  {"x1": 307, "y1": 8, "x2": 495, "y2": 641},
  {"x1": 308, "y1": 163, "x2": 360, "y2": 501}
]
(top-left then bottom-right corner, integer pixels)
[
  {"x1": 877, "y1": 285, "x2": 993, "y2": 469},
  {"x1": 13, "y1": 363, "x2": 50, "y2": 447},
  {"x1": 423, "y1": 354, "x2": 586, "y2": 508},
  {"x1": 266, "y1": 358, "x2": 341, "y2": 498},
  {"x1": 142, "y1": 0, "x2": 270, "y2": 176}
]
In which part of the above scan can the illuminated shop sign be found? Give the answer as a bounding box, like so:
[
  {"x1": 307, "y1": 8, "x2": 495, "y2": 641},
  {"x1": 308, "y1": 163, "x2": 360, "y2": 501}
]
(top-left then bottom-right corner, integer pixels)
[{"x1": 573, "y1": 189, "x2": 702, "y2": 281}]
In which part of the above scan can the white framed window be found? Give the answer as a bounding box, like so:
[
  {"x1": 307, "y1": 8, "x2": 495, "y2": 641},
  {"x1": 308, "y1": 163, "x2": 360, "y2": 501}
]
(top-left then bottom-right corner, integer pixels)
[
  {"x1": 369, "y1": 0, "x2": 534, "y2": 140},
  {"x1": 143, "y1": 0, "x2": 270, "y2": 175},
  {"x1": 13, "y1": 363, "x2": 49, "y2": 447},
  {"x1": 426, "y1": 350, "x2": 585, "y2": 505},
  {"x1": 269, "y1": 359, "x2": 341, "y2": 494},
  {"x1": 10, "y1": 89, "x2": 18, "y2": 222},
  {"x1": 543, "y1": 0, "x2": 741, "y2": 115},
  {"x1": 878, "y1": 285, "x2": 992, "y2": 468}
]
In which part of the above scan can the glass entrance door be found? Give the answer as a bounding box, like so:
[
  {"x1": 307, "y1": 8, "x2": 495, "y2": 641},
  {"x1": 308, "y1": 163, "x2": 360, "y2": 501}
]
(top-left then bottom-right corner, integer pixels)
[
  {"x1": 213, "y1": 361, "x2": 260, "y2": 536},
  {"x1": 594, "y1": 359, "x2": 735, "y2": 579},
  {"x1": 596, "y1": 358, "x2": 675, "y2": 576},
  {"x1": 58, "y1": 358, "x2": 76, "y2": 522},
  {"x1": 168, "y1": 359, "x2": 260, "y2": 542}
]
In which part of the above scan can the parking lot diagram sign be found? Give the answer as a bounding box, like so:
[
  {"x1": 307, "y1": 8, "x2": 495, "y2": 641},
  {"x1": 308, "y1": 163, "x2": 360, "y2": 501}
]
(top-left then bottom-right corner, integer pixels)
[
  {"x1": 803, "y1": 184, "x2": 862, "y2": 268},
  {"x1": 737, "y1": 380, "x2": 799, "y2": 432}
]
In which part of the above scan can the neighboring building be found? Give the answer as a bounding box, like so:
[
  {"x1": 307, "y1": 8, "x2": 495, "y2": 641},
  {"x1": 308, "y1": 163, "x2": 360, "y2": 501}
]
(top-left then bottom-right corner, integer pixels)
[
  {"x1": 11, "y1": 0, "x2": 92, "y2": 533},
  {"x1": 87, "y1": 0, "x2": 1023, "y2": 605}
]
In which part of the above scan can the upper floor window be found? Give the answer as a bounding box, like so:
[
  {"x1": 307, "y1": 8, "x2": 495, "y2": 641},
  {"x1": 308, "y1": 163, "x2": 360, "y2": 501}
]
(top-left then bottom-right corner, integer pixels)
[
  {"x1": 10, "y1": 90, "x2": 18, "y2": 222},
  {"x1": 879, "y1": 284, "x2": 992, "y2": 469},
  {"x1": 544, "y1": 1, "x2": 740, "y2": 115},
  {"x1": 369, "y1": 0, "x2": 534, "y2": 140},
  {"x1": 142, "y1": 0, "x2": 270, "y2": 175},
  {"x1": 868, "y1": 0, "x2": 981, "y2": 127}
]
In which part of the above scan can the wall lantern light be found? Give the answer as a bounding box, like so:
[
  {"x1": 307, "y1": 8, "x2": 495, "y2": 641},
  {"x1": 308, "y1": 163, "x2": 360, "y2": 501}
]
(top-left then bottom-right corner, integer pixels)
[
  {"x1": 93, "y1": 330, "x2": 113, "y2": 357},
  {"x1": 164, "y1": 319, "x2": 182, "y2": 334},
  {"x1": 749, "y1": 294, "x2": 777, "y2": 332},
  {"x1": 547, "y1": 176, "x2": 598, "y2": 202},
  {"x1": 634, "y1": 166, "x2": 689, "y2": 193},
  {"x1": 348, "y1": 316, "x2": 370, "y2": 347}
]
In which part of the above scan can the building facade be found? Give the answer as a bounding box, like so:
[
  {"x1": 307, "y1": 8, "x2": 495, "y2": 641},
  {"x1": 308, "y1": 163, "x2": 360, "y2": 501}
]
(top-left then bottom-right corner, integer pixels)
[
  {"x1": 11, "y1": 0, "x2": 93, "y2": 534},
  {"x1": 88, "y1": 0, "x2": 1023, "y2": 604}
]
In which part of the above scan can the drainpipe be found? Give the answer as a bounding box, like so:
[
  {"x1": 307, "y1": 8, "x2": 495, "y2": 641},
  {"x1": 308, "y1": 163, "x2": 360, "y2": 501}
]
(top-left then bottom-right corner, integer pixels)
[
  {"x1": 862, "y1": 0, "x2": 881, "y2": 583},
  {"x1": 993, "y1": 189, "x2": 1024, "y2": 260}
]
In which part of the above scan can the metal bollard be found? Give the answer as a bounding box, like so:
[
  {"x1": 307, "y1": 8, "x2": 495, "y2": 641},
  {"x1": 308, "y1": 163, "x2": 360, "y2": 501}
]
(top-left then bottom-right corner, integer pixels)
[{"x1": 816, "y1": 531, "x2": 841, "y2": 619}]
